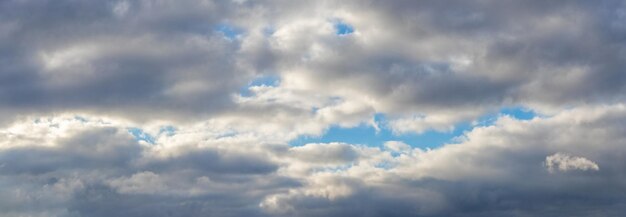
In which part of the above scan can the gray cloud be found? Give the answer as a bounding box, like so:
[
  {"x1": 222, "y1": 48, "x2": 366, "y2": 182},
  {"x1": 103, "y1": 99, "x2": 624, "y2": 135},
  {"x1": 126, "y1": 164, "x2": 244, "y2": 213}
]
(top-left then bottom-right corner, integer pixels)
[
  {"x1": 0, "y1": 116, "x2": 294, "y2": 217},
  {"x1": 1, "y1": 0, "x2": 626, "y2": 216},
  {"x1": 1, "y1": 0, "x2": 624, "y2": 128},
  {"x1": 262, "y1": 105, "x2": 626, "y2": 217},
  {"x1": 253, "y1": 0, "x2": 626, "y2": 128},
  {"x1": 0, "y1": 0, "x2": 249, "y2": 122},
  {"x1": 1, "y1": 105, "x2": 625, "y2": 216}
]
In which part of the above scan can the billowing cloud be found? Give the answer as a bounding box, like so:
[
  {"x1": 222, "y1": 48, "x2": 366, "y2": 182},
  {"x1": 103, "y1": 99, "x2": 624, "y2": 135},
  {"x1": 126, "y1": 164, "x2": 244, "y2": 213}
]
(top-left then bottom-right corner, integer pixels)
[
  {"x1": 261, "y1": 104, "x2": 626, "y2": 217},
  {"x1": 0, "y1": 0, "x2": 248, "y2": 122},
  {"x1": 1, "y1": 0, "x2": 625, "y2": 216},
  {"x1": 545, "y1": 153, "x2": 600, "y2": 173},
  {"x1": 1, "y1": 0, "x2": 625, "y2": 128},
  {"x1": 1, "y1": 105, "x2": 626, "y2": 216}
]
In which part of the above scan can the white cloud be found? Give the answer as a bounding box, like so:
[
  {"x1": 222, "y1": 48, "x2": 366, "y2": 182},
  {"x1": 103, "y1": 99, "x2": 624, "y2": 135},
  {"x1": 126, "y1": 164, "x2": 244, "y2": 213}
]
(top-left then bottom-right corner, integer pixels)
[
  {"x1": 383, "y1": 141, "x2": 411, "y2": 153},
  {"x1": 545, "y1": 153, "x2": 600, "y2": 173}
]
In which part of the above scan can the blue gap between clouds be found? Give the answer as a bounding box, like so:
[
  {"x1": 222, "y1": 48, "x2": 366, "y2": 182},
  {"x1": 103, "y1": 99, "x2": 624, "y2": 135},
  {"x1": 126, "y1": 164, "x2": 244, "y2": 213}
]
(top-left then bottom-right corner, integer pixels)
[
  {"x1": 289, "y1": 107, "x2": 537, "y2": 149},
  {"x1": 334, "y1": 21, "x2": 354, "y2": 35},
  {"x1": 239, "y1": 74, "x2": 281, "y2": 97},
  {"x1": 128, "y1": 126, "x2": 177, "y2": 144},
  {"x1": 288, "y1": 114, "x2": 469, "y2": 149},
  {"x1": 214, "y1": 23, "x2": 243, "y2": 39},
  {"x1": 500, "y1": 107, "x2": 536, "y2": 120},
  {"x1": 475, "y1": 106, "x2": 538, "y2": 127},
  {"x1": 123, "y1": 99, "x2": 535, "y2": 148},
  {"x1": 128, "y1": 128, "x2": 156, "y2": 144}
]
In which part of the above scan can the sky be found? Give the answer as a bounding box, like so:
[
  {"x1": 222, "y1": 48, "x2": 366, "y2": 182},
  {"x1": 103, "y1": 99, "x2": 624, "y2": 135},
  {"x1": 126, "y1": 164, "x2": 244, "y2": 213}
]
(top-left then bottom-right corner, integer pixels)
[{"x1": 1, "y1": 0, "x2": 626, "y2": 216}]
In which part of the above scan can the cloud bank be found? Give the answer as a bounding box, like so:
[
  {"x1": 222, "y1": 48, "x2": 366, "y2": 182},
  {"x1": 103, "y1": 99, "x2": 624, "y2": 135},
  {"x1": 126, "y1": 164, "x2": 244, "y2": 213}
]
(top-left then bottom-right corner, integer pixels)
[{"x1": 1, "y1": 0, "x2": 626, "y2": 216}]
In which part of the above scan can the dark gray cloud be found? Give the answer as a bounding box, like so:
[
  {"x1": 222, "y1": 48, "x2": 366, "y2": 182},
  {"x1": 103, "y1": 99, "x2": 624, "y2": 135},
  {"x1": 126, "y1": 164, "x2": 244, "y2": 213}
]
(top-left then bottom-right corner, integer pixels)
[
  {"x1": 143, "y1": 148, "x2": 279, "y2": 175},
  {"x1": 68, "y1": 184, "x2": 270, "y2": 217},
  {"x1": 0, "y1": 128, "x2": 140, "y2": 175},
  {"x1": 0, "y1": 0, "x2": 249, "y2": 122}
]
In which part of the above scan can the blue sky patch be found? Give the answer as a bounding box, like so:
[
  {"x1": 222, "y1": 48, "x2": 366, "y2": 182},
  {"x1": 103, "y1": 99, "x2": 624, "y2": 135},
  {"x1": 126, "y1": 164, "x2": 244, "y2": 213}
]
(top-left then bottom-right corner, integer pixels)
[
  {"x1": 499, "y1": 106, "x2": 537, "y2": 120},
  {"x1": 474, "y1": 106, "x2": 538, "y2": 127},
  {"x1": 215, "y1": 23, "x2": 243, "y2": 39},
  {"x1": 239, "y1": 74, "x2": 281, "y2": 97},
  {"x1": 334, "y1": 21, "x2": 354, "y2": 35},
  {"x1": 289, "y1": 107, "x2": 538, "y2": 149},
  {"x1": 288, "y1": 122, "x2": 469, "y2": 149},
  {"x1": 128, "y1": 127, "x2": 156, "y2": 144},
  {"x1": 289, "y1": 114, "x2": 469, "y2": 149}
]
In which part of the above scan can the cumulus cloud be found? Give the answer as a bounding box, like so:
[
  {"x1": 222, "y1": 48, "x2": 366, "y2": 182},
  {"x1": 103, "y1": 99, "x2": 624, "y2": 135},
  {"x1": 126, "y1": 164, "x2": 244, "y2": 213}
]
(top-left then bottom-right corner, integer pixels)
[
  {"x1": 0, "y1": 0, "x2": 248, "y2": 122},
  {"x1": 1, "y1": 0, "x2": 625, "y2": 128},
  {"x1": 1, "y1": 0, "x2": 626, "y2": 216},
  {"x1": 545, "y1": 153, "x2": 600, "y2": 173},
  {"x1": 1, "y1": 105, "x2": 625, "y2": 216},
  {"x1": 261, "y1": 104, "x2": 626, "y2": 217}
]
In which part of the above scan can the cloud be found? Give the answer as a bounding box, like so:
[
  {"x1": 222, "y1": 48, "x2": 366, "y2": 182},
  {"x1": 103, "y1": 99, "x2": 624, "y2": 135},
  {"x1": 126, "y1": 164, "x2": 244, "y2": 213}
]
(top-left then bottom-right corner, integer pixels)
[
  {"x1": 288, "y1": 143, "x2": 359, "y2": 165},
  {"x1": 0, "y1": 115, "x2": 293, "y2": 217},
  {"x1": 383, "y1": 141, "x2": 412, "y2": 153},
  {"x1": 1, "y1": 0, "x2": 625, "y2": 128},
  {"x1": 3, "y1": 104, "x2": 625, "y2": 216},
  {"x1": 1, "y1": 0, "x2": 626, "y2": 216},
  {"x1": 261, "y1": 104, "x2": 626, "y2": 217},
  {"x1": 545, "y1": 153, "x2": 600, "y2": 173},
  {"x1": 252, "y1": 0, "x2": 626, "y2": 130},
  {"x1": 0, "y1": 0, "x2": 248, "y2": 122}
]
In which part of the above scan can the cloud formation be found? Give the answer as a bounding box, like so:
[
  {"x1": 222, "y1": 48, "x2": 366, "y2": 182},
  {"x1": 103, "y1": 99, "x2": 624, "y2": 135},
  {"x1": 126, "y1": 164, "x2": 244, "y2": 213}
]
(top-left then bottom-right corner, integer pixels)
[
  {"x1": 545, "y1": 153, "x2": 600, "y2": 173},
  {"x1": 1, "y1": 0, "x2": 626, "y2": 216},
  {"x1": 2, "y1": 105, "x2": 626, "y2": 216}
]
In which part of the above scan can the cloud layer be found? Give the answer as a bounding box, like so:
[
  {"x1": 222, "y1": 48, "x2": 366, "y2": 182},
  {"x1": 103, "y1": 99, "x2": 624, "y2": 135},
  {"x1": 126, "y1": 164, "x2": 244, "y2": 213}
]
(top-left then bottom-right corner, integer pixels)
[
  {"x1": 1, "y1": 0, "x2": 626, "y2": 216},
  {"x1": 2, "y1": 104, "x2": 626, "y2": 217}
]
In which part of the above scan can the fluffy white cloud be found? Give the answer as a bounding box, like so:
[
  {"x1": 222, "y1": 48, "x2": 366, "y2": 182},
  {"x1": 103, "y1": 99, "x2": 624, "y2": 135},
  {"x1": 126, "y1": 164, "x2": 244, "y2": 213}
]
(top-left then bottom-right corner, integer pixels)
[{"x1": 545, "y1": 153, "x2": 600, "y2": 173}]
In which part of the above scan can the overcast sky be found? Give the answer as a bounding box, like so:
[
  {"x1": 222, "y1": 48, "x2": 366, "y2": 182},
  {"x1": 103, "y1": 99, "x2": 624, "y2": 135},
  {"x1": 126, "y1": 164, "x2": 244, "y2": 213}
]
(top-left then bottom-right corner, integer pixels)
[{"x1": 1, "y1": 0, "x2": 626, "y2": 216}]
